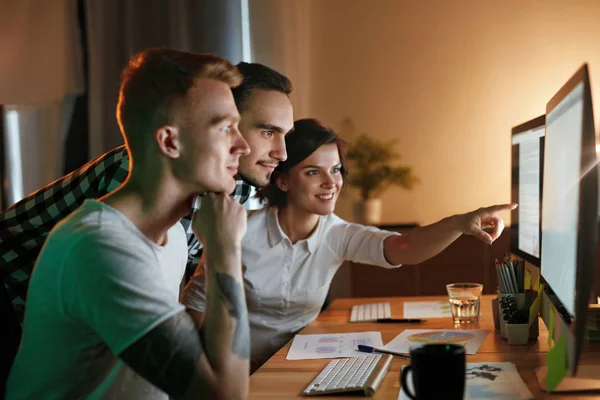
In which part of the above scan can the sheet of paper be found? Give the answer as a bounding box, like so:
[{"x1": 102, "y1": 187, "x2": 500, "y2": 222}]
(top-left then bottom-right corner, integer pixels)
[
  {"x1": 383, "y1": 329, "x2": 490, "y2": 355},
  {"x1": 398, "y1": 362, "x2": 534, "y2": 399},
  {"x1": 286, "y1": 331, "x2": 383, "y2": 360},
  {"x1": 546, "y1": 333, "x2": 568, "y2": 392},
  {"x1": 403, "y1": 300, "x2": 453, "y2": 318}
]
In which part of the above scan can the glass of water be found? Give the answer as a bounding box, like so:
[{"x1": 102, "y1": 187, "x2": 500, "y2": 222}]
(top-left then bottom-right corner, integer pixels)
[{"x1": 446, "y1": 283, "x2": 483, "y2": 323}]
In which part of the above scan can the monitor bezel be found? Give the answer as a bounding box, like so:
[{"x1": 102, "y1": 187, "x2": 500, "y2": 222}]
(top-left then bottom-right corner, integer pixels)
[
  {"x1": 542, "y1": 63, "x2": 597, "y2": 374},
  {"x1": 510, "y1": 115, "x2": 545, "y2": 267}
]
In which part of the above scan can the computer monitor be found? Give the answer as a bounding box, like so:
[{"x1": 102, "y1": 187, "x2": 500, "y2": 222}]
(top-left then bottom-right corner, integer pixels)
[
  {"x1": 537, "y1": 63, "x2": 598, "y2": 389},
  {"x1": 510, "y1": 115, "x2": 545, "y2": 267}
]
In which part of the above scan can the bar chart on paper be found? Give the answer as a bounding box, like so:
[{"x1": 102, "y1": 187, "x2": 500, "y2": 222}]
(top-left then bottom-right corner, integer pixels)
[{"x1": 286, "y1": 332, "x2": 384, "y2": 360}]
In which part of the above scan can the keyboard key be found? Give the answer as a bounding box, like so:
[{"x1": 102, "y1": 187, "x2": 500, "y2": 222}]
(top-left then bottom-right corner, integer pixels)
[{"x1": 349, "y1": 303, "x2": 392, "y2": 322}]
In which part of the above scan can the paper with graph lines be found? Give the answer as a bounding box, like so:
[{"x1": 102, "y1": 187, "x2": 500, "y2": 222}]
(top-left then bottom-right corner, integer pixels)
[{"x1": 286, "y1": 331, "x2": 383, "y2": 360}]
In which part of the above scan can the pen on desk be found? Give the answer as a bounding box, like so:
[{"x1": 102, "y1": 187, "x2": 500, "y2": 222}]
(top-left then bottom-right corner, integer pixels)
[
  {"x1": 375, "y1": 318, "x2": 427, "y2": 323},
  {"x1": 357, "y1": 345, "x2": 410, "y2": 359}
]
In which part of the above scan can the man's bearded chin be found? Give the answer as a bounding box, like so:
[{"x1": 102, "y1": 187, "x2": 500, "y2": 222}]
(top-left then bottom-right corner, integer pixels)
[{"x1": 237, "y1": 170, "x2": 269, "y2": 188}]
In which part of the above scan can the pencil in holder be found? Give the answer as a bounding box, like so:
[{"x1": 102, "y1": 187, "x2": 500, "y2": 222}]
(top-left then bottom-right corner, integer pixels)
[{"x1": 498, "y1": 290, "x2": 539, "y2": 340}]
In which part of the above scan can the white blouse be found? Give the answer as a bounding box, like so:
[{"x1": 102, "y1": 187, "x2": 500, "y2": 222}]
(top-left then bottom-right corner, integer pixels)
[{"x1": 182, "y1": 207, "x2": 401, "y2": 365}]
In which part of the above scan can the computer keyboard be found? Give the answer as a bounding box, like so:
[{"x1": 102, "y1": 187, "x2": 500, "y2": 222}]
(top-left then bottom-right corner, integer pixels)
[
  {"x1": 350, "y1": 302, "x2": 392, "y2": 322},
  {"x1": 302, "y1": 354, "x2": 393, "y2": 396}
]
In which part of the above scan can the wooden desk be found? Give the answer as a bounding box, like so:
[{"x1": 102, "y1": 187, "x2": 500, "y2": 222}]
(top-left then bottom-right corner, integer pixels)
[{"x1": 249, "y1": 295, "x2": 600, "y2": 399}]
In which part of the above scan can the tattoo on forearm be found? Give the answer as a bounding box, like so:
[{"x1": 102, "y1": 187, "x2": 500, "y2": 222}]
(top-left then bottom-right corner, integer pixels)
[
  {"x1": 120, "y1": 312, "x2": 203, "y2": 398},
  {"x1": 216, "y1": 272, "x2": 250, "y2": 359}
]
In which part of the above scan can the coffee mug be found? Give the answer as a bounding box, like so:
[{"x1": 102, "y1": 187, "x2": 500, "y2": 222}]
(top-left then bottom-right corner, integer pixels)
[{"x1": 400, "y1": 344, "x2": 466, "y2": 400}]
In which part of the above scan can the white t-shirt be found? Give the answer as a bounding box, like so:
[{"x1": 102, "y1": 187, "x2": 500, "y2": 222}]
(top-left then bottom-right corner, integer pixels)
[
  {"x1": 7, "y1": 200, "x2": 187, "y2": 400},
  {"x1": 182, "y1": 207, "x2": 401, "y2": 366}
]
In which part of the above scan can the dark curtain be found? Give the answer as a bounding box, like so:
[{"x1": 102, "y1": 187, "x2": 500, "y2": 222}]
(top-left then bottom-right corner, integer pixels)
[
  {"x1": 63, "y1": 0, "x2": 90, "y2": 175},
  {"x1": 63, "y1": 0, "x2": 246, "y2": 171},
  {"x1": 85, "y1": 0, "x2": 244, "y2": 157}
]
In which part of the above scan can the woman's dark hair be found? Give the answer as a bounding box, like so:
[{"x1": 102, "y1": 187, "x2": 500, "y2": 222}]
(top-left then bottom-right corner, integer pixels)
[{"x1": 257, "y1": 118, "x2": 348, "y2": 208}]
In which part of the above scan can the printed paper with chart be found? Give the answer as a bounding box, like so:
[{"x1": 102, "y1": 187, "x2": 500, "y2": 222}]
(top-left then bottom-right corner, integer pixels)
[
  {"x1": 383, "y1": 329, "x2": 490, "y2": 355},
  {"x1": 286, "y1": 331, "x2": 384, "y2": 360}
]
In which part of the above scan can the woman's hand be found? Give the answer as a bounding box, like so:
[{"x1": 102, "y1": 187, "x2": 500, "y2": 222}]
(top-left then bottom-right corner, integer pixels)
[{"x1": 453, "y1": 203, "x2": 518, "y2": 245}]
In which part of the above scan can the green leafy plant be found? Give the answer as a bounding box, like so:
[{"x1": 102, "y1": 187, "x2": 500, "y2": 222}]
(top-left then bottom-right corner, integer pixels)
[
  {"x1": 340, "y1": 118, "x2": 419, "y2": 200},
  {"x1": 499, "y1": 295, "x2": 528, "y2": 324}
]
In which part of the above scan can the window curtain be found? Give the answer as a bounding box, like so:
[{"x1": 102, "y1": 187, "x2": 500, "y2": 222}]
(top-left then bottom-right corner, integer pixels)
[
  {"x1": 0, "y1": 0, "x2": 84, "y2": 208},
  {"x1": 85, "y1": 0, "x2": 245, "y2": 158},
  {"x1": 248, "y1": 0, "x2": 313, "y2": 119},
  {"x1": 2, "y1": 102, "x2": 77, "y2": 206},
  {"x1": 0, "y1": 0, "x2": 246, "y2": 209}
]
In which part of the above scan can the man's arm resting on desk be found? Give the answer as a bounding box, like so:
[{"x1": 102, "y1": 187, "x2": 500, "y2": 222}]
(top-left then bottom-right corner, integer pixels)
[
  {"x1": 188, "y1": 304, "x2": 267, "y2": 374},
  {"x1": 121, "y1": 267, "x2": 249, "y2": 400},
  {"x1": 120, "y1": 310, "x2": 215, "y2": 398}
]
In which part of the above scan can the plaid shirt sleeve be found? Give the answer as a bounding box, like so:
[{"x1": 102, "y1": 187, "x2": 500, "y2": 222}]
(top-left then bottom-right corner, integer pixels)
[
  {"x1": 179, "y1": 180, "x2": 256, "y2": 269},
  {"x1": 0, "y1": 146, "x2": 130, "y2": 321},
  {"x1": 1, "y1": 143, "x2": 257, "y2": 323}
]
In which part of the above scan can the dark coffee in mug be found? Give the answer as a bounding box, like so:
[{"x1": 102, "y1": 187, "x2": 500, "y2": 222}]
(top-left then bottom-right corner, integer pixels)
[{"x1": 400, "y1": 343, "x2": 466, "y2": 400}]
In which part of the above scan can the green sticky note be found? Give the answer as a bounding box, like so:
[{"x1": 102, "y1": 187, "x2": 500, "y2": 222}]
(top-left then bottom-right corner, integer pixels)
[
  {"x1": 548, "y1": 309, "x2": 555, "y2": 347},
  {"x1": 546, "y1": 333, "x2": 568, "y2": 392},
  {"x1": 524, "y1": 268, "x2": 532, "y2": 290}
]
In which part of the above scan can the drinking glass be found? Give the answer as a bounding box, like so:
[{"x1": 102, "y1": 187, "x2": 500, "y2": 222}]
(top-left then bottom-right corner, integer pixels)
[{"x1": 446, "y1": 282, "x2": 483, "y2": 323}]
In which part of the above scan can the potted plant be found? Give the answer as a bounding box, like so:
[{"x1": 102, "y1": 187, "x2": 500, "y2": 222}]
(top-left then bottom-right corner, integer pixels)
[
  {"x1": 499, "y1": 295, "x2": 529, "y2": 345},
  {"x1": 340, "y1": 118, "x2": 419, "y2": 224}
]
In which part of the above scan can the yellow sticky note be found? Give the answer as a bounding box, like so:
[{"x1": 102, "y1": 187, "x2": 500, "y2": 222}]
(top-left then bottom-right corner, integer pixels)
[
  {"x1": 529, "y1": 283, "x2": 543, "y2": 326},
  {"x1": 533, "y1": 274, "x2": 540, "y2": 291},
  {"x1": 548, "y1": 309, "x2": 555, "y2": 347},
  {"x1": 529, "y1": 292, "x2": 541, "y2": 326},
  {"x1": 524, "y1": 268, "x2": 532, "y2": 290},
  {"x1": 546, "y1": 333, "x2": 568, "y2": 392}
]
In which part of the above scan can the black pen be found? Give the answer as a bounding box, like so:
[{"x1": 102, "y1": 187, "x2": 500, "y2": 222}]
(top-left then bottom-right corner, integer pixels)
[
  {"x1": 375, "y1": 318, "x2": 427, "y2": 323},
  {"x1": 357, "y1": 345, "x2": 410, "y2": 359}
]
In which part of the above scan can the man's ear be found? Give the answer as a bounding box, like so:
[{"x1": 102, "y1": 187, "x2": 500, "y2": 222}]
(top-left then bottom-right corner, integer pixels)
[
  {"x1": 155, "y1": 125, "x2": 182, "y2": 158},
  {"x1": 274, "y1": 172, "x2": 289, "y2": 192}
]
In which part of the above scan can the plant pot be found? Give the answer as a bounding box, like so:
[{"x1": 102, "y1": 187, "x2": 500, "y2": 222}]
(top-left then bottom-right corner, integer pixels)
[
  {"x1": 353, "y1": 199, "x2": 382, "y2": 225},
  {"x1": 506, "y1": 323, "x2": 530, "y2": 345},
  {"x1": 498, "y1": 291, "x2": 539, "y2": 340}
]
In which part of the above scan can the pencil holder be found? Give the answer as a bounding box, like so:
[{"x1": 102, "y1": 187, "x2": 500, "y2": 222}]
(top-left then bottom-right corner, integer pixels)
[
  {"x1": 491, "y1": 298, "x2": 500, "y2": 330},
  {"x1": 498, "y1": 290, "x2": 539, "y2": 340}
]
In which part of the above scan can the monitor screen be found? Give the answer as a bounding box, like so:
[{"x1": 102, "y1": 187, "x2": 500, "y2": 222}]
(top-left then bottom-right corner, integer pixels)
[
  {"x1": 510, "y1": 116, "x2": 545, "y2": 266},
  {"x1": 539, "y1": 64, "x2": 597, "y2": 377},
  {"x1": 541, "y1": 82, "x2": 585, "y2": 317}
]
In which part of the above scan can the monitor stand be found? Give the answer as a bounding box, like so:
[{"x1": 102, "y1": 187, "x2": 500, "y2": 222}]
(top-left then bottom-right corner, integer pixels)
[{"x1": 536, "y1": 365, "x2": 600, "y2": 392}]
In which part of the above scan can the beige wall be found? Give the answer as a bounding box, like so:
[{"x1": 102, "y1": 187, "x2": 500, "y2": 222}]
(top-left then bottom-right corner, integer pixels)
[{"x1": 259, "y1": 0, "x2": 600, "y2": 226}]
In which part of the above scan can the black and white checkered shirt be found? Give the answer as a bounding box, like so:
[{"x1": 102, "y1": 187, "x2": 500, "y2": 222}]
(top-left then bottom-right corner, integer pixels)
[{"x1": 0, "y1": 145, "x2": 254, "y2": 322}]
